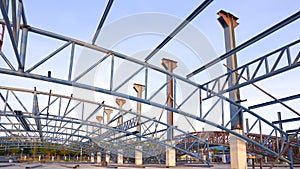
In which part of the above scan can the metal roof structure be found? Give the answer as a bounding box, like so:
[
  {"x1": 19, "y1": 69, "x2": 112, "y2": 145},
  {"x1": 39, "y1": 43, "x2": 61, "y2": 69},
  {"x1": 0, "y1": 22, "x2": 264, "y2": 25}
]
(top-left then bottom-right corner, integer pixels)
[{"x1": 0, "y1": 0, "x2": 299, "y2": 168}]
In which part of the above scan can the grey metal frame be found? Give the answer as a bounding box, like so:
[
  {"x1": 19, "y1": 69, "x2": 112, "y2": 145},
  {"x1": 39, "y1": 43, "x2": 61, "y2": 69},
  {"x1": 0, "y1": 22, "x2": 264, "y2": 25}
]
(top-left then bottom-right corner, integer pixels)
[{"x1": 0, "y1": 1, "x2": 298, "y2": 168}]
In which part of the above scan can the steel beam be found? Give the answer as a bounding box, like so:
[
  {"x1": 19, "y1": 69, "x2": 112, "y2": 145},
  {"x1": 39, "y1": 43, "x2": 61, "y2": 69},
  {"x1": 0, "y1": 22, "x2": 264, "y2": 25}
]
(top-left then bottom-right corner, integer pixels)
[
  {"x1": 0, "y1": 86, "x2": 214, "y2": 163},
  {"x1": 1, "y1": 105, "x2": 287, "y2": 163},
  {"x1": 187, "y1": 11, "x2": 300, "y2": 78},
  {"x1": 113, "y1": 66, "x2": 144, "y2": 92},
  {"x1": 162, "y1": 58, "x2": 177, "y2": 140},
  {"x1": 19, "y1": 27, "x2": 28, "y2": 70},
  {"x1": 0, "y1": 50, "x2": 15, "y2": 70},
  {"x1": 26, "y1": 41, "x2": 72, "y2": 73},
  {"x1": 68, "y1": 42, "x2": 75, "y2": 81},
  {"x1": 16, "y1": 0, "x2": 22, "y2": 44},
  {"x1": 133, "y1": 83, "x2": 145, "y2": 140},
  {"x1": 0, "y1": 92, "x2": 25, "y2": 131},
  {"x1": 92, "y1": 0, "x2": 114, "y2": 44},
  {"x1": 32, "y1": 89, "x2": 43, "y2": 143},
  {"x1": 0, "y1": 7, "x2": 296, "y2": 161},
  {"x1": 272, "y1": 117, "x2": 300, "y2": 124},
  {"x1": 0, "y1": 20, "x2": 205, "y2": 91},
  {"x1": 218, "y1": 10, "x2": 243, "y2": 130},
  {"x1": 286, "y1": 128, "x2": 300, "y2": 134},
  {"x1": 0, "y1": 0, "x2": 21, "y2": 67},
  {"x1": 203, "y1": 39, "x2": 300, "y2": 100},
  {"x1": 250, "y1": 93, "x2": 300, "y2": 109},
  {"x1": 73, "y1": 53, "x2": 110, "y2": 82},
  {"x1": 20, "y1": 1, "x2": 27, "y2": 25},
  {"x1": 144, "y1": 0, "x2": 213, "y2": 61},
  {"x1": 0, "y1": 67, "x2": 287, "y2": 138}
]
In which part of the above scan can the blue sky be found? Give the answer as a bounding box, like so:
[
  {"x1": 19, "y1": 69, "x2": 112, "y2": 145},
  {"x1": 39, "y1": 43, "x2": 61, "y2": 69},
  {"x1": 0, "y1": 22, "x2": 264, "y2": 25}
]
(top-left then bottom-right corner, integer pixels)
[
  {"x1": 22, "y1": 0, "x2": 299, "y2": 54},
  {"x1": 0, "y1": 1, "x2": 299, "y2": 133}
]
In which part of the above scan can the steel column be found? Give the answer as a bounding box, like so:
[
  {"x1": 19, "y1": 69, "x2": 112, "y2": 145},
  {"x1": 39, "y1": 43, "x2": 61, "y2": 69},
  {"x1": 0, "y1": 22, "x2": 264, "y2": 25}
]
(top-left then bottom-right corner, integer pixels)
[
  {"x1": 19, "y1": 27, "x2": 28, "y2": 71},
  {"x1": 0, "y1": 0, "x2": 21, "y2": 67},
  {"x1": 218, "y1": 10, "x2": 246, "y2": 169},
  {"x1": 187, "y1": 11, "x2": 300, "y2": 78},
  {"x1": 133, "y1": 83, "x2": 145, "y2": 139},
  {"x1": 133, "y1": 83, "x2": 145, "y2": 165},
  {"x1": 104, "y1": 108, "x2": 113, "y2": 125},
  {"x1": 218, "y1": 10, "x2": 243, "y2": 130},
  {"x1": 162, "y1": 58, "x2": 177, "y2": 140},
  {"x1": 68, "y1": 42, "x2": 75, "y2": 81},
  {"x1": 96, "y1": 116, "x2": 103, "y2": 134},
  {"x1": 116, "y1": 98, "x2": 126, "y2": 125},
  {"x1": 162, "y1": 58, "x2": 177, "y2": 167},
  {"x1": 115, "y1": 98, "x2": 126, "y2": 165}
]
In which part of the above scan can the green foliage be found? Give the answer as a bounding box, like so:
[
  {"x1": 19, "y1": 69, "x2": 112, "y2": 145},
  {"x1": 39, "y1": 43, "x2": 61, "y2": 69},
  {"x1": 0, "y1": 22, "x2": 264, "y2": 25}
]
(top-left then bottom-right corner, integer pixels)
[{"x1": 8, "y1": 147, "x2": 21, "y2": 155}]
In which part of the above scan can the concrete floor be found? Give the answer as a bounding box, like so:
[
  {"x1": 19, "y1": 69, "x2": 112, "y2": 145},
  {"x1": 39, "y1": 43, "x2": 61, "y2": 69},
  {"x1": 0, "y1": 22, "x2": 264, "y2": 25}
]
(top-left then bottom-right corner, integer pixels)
[{"x1": 0, "y1": 163, "x2": 299, "y2": 169}]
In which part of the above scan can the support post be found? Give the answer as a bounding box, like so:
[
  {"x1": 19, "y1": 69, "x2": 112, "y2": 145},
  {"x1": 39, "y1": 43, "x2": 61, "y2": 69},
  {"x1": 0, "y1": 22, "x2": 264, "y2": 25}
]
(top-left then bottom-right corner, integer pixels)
[
  {"x1": 102, "y1": 109, "x2": 113, "y2": 164},
  {"x1": 117, "y1": 149, "x2": 123, "y2": 165},
  {"x1": 19, "y1": 27, "x2": 28, "y2": 71},
  {"x1": 105, "y1": 151, "x2": 110, "y2": 164},
  {"x1": 97, "y1": 152, "x2": 101, "y2": 164},
  {"x1": 162, "y1": 58, "x2": 177, "y2": 167},
  {"x1": 287, "y1": 147, "x2": 294, "y2": 169},
  {"x1": 0, "y1": 24, "x2": 4, "y2": 50},
  {"x1": 133, "y1": 83, "x2": 145, "y2": 165},
  {"x1": 277, "y1": 112, "x2": 283, "y2": 132},
  {"x1": 96, "y1": 116, "x2": 103, "y2": 135},
  {"x1": 116, "y1": 98, "x2": 126, "y2": 165},
  {"x1": 246, "y1": 118, "x2": 249, "y2": 133},
  {"x1": 116, "y1": 98, "x2": 126, "y2": 125},
  {"x1": 80, "y1": 147, "x2": 83, "y2": 162},
  {"x1": 91, "y1": 152, "x2": 95, "y2": 163},
  {"x1": 259, "y1": 119, "x2": 262, "y2": 143},
  {"x1": 277, "y1": 111, "x2": 293, "y2": 168},
  {"x1": 218, "y1": 10, "x2": 246, "y2": 169},
  {"x1": 104, "y1": 108, "x2": 113, "y2": 125}
]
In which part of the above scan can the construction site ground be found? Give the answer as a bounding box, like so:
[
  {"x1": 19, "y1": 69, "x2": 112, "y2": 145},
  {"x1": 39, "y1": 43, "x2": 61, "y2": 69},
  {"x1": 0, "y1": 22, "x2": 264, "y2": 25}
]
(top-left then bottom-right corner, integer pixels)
[{"x1": 0, "y1": 163, "x2": 299, "y2": 169}]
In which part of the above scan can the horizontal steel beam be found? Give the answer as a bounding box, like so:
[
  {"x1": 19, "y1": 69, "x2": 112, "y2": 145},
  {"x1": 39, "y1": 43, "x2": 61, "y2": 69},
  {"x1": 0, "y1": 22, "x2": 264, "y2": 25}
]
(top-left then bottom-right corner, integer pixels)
[
  {"x1": 203, "y1": 39, "x2": 300, "y2": 100},
  {"x1": 272, "y1": 117, "x2": 300, "y2": 124},
  {"x1": 0, "y1": 128, "x2": 88, "y2": 140},
  {"x1": 0, "y1": 87, "x2": 214, "y2": 160},
  {"x1": 250, "y1": 93, "x2": 300, "y2": 109},
  {"x1": 0, "y1": 67, "x2": 287, "y2": 141},
  {"x1": 0, "y1": 19, "x2": 203, "y2": 92},
  {"x1": 286, "y1": 129, "x2": 299, "y2": 134}
]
